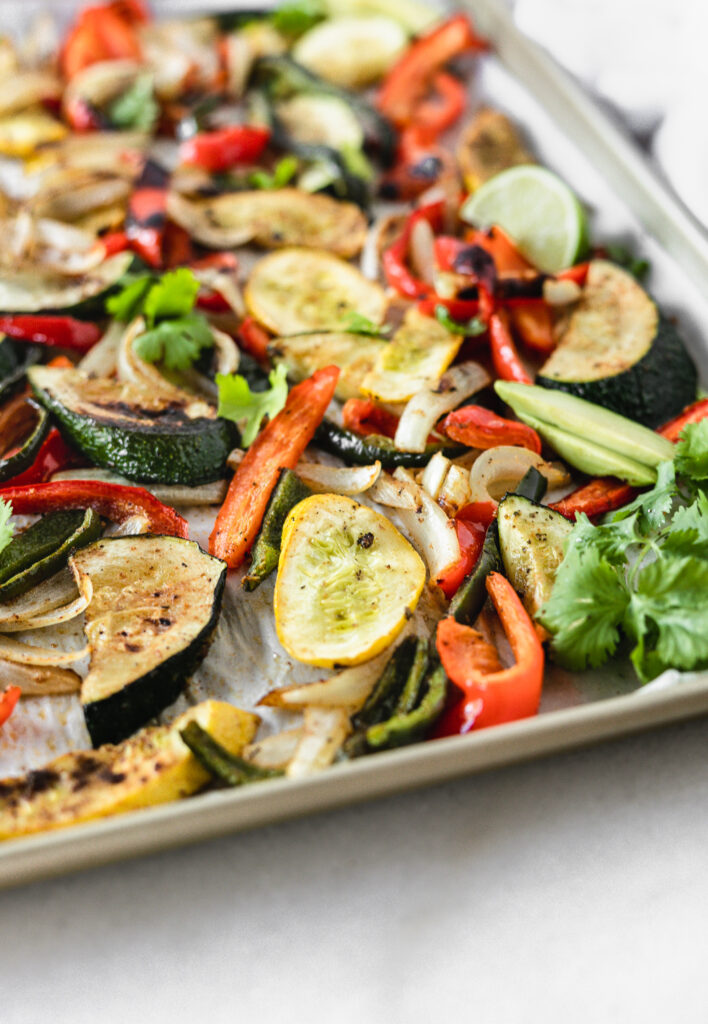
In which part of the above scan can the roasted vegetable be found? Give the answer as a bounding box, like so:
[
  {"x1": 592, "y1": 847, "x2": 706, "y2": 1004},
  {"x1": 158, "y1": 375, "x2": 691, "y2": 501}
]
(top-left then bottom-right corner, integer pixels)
[
  {"x1": 497, "y1": 494, "x2": 572, "y2": 620},
  {"x1": 0, "y1": 400, "x2": 50, "y2": 484},
  {"x1": 29, "y1": 365, "x2": 237, "y2": 486},
  {"x1": 242, "y1": 468, "x2": 312, "y2": 591},
  {"x1": 180, "y1": 721, "x2": 281, "y2": 785},
  {"x1": 314, "y1": 419, "x2": 464, "y2": 469},
  {"x1": 537, "y1": 261, "x2": 697, "y2": 427},
  {"x1": 0, "y1": 252, "x2": 133, "y2": 315},
  {"x1": 456, "y1": 107, "x2": 534, "y2": 192},
  {"x1": 274, "y1": 494, "x2": 426, "y2": 667},
  {"x1": 0, "y1": 701, "x2": 259, "y2": 839},
  {"x1": 270, "y1": 330, "x2": 386, "y2": 402},
  {"x1": 71, "y1": 536, "x2": 227, "y2": 746},
  {"x1": 0, "y1": 508, "x2": 102, "y2": 601}
]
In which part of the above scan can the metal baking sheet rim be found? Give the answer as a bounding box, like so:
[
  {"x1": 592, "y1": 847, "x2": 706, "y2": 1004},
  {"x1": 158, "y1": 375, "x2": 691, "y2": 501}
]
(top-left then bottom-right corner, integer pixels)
[{"x1": 2, "y1": 0, "x2": 708, "y2": 887}]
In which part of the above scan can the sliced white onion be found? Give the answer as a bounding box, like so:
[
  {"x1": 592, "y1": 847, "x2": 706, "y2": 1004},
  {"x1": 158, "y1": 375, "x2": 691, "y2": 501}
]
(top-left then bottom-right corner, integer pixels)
[
  {"x1": 51, "y1": 468, "x2": 228, "y2": 506},
  {"x1": 0, "y1": 70, "x2": 61, "y2": 117},
  {"x1": 34, "y1": 175, "x2": 131, "y2": 221},
  {"x1": 210, "y1": 327, "x2": 240, "y2": 376},
  {"x1": 285, "y1": 707, "x2": 351, "y2": 778},
  {"x1": 63, "y1": 59, "x2": 142, "y2": 114},
  {"x1": 223, "y1": 32, "x2": 255, "y2": 98},
  {"x1": 260, "y1": 649, "x2": 389, "y2": 711},
  {"x1": 0, "y1": 658, "x2": 80, "y2": 696},
  {"x1": 468, "y1": 446, "x2": 571, "y2": 507},
  {"x1": 0, "y1": 569, "x2": 78, "y2": 628},
  {"x1": 295, "y1": 460, "x2": 381, "y2": 495},
  {"x1": 420, "y1": 451, "x2": 451, "y2": 501},
  {"x1": 192, "y1": 266, "x2": 245, "y2": 319},
  {"x1": 0, "y1": 594, "x2": 88, "y2": 633},
  {"x1": 242, "y1": 728, "x2": 303, "y2": 770},
  {"x1": 78, "y1": 319, "x2": 123, "y2": 376},
  {"x1": 0, "y1": 636, "x2": 88, "y2": 666},
  {"x1": 438, "y1": 463, "x2": 472, "y2": 516},
  {"x1": 409, "y1": 216, "x2": 436, "y2": 286},
  {"x1": 394, "y1": 361, "x2": 491, "y2": 452},
  {"x1": 543, "y1": 278, "x2": 582, "y2": 306},
  {"x1": 370, "y1": 469, "x2": 461, "y2": 582},
  {"x1": 227, "y1": 448, "x2": 246, "y2": 471},
  {"x1": 111, "y1": 514, "x2": 152, "y2": 537}
]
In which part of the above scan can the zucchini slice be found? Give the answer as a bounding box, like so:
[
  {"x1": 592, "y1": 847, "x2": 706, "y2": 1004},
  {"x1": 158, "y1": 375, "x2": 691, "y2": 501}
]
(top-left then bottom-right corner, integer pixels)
[
  {"x1": 0, "y1": 508, "x2": 102, "y2": 601},
  {"x1": 245, "y1": 247, "x2": 387, "y2": 335},
  {"x1": 29, "y1": 365, "x2": 236, "y2": 486},
  {"x1": 0, "y1": 700, "x2": 259, "y2": 839},
  {"x1": 537, "y1": 260, "x2": 697, "y2": 427},
  {"x1": 270, "y1": 330, "x2": 386, "y2": 401},
  {"x1": 275, "y1": 94, "x2": 364, "y2": 151},
  {"x1": 497, "y1": 494, "x2": 572, "y2": 619},
  {"x1": 361, "y1": 308, "x2": 462, "y2": 403},
  {"x1": 274, "y1": 494, "x2": 425, "y2": 667},
  {"x1": 292, "y1": 16, "x2": 406, "y2": 89},
  {"x1": 71, "y1": 536, "x2": 227, "y2": 747},
  {"x1": 166, "y1": 189, "x2": 367, "y2": 258},
  {"x1": 0, "y1": 251, "x2": 132, "y2": 314}
]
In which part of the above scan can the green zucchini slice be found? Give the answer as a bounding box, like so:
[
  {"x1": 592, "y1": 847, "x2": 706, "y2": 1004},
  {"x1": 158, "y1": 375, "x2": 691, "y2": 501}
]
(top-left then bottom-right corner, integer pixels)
[
  {"x1": 0, "y1": 508, "x2": 102, "y2": 601},
  {"x1": 497, "y1": 494, "x2": 572, "y2": 619},
  {"x1": 29, "y1": 365, "x2": 237, "y2": 486},
  {"x1": 70, "y1": 535, "x2": 227, "y2": 747},
  {"x1": 537, "y1": 260, "x2": 697, "y2": 427}
]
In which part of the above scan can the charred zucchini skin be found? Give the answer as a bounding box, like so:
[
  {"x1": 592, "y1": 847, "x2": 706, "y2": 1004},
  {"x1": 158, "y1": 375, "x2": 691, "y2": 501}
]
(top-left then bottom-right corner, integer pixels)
[
  {"x1": 538, "y1": 315, "x2": 697, "y2": 429},
  {"x1": 83, "y1": 556, "x2": 227, "y2": 748},
  {"x1": 29, "y1": 372, "x2": 238, "y2": 486}
]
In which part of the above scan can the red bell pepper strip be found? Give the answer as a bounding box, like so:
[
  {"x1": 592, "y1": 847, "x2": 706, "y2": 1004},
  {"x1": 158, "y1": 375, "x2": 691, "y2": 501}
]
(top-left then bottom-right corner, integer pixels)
[
  {"x1": 64, "y1": 95, "x2": 104, "y2": 132},
  {"x1": 556, "y1": 262, "x2": 590, "y2": 286},
  {"x1": 465, "y1": 226, "x2": 534, "y2": 274},
  {"x1": 509, "y1": 302, "x2": 555, "y2": 355},
  {"x1": 489, "y1": 309, "x2": 532, "y2": 384},
  {"x1": 413, "y1": 70, "x2": 467, "y2": 136},
  {"x1": 441, "y1": 404, "x2": 542, "y2": 454},
  {"x1": 457, "y1": 501, "x2": 497, "y2": 529},
  {"x1": 658, "y1": 397, "x2": 708, "y2": 442},
  {"x1": 417, "y1": 295, "x2": 481, "y2": 320},
  {"x1": 0, "y1": 316, "x2": 101, "y2": 353},
  {"x1": 382, "y1": 200, "x2": 444, "y2": 299},
  {"x1": 0, "y1": 686, "x2": 21, "y2": 728},
  {"x1": 437, "y1": 517, "x2": 487, "y2": 599},
  {"x1": 125, "y1": 159, "x2": 170, "y2": 269},
  {"x1": 101, "y1": 230, "x2": 129, "y2": 257},
  {"x1": 236, "y1": 316, "x2": 271, "y2": 364},
  {"x1": 550, "y1": 397, "x2": 708, "y2": 520},
  {"x1": 434, "y1": 235, "x2": 467, "y2": 273},
  {"x1": 192, "y1": 252, "x2": 239, "y2": 312},
  {"x1": 341, "y1": 399, "x2": 399, "y2": 440},
  {"x1": 180, "y1": 125, "x2": 271, "y2": 174},
  {"x1": 0, "y1": 481, "x2": 189, "y2": 538},
  {"x1": 378, "y1": 14, "x2": 487, "y2": 128},
  {"x1": 4, "y1": 429, "x2": 81, "y2": 487},
  {"x1": 60, "y1": 3, "x2": 142, "y2": 80},
  {"x1": 210, "y1": 365, "x2": 339, "y2": 568},
  {"x1": 380, "y1": 124, "x2": 455, "y2": 202},
  {"x1": 435, "y1": 572, "x2": 544, "y2": 734}
]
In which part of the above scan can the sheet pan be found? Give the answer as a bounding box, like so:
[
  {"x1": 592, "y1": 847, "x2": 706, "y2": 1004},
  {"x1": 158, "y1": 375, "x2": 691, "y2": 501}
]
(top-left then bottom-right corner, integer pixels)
[{"x1": 1, "y1": 0, "x2": 707, "y2": 888}]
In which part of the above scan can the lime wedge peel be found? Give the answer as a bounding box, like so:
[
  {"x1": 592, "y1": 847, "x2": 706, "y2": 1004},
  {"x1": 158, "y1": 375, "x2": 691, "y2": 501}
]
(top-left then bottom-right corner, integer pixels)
[{"x1": 460, "y1": 164, "x2": 588, "y2": 274}]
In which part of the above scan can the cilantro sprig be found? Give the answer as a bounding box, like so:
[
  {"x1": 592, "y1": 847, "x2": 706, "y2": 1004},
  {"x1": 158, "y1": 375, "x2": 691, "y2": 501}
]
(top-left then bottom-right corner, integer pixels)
[
  {"x1": 539, "y1": 421, "x2": 708, "y2": 682},
  {"x1": 216, "y1": 363, "x2": 289, "y2": 447},
  {"x1": 107, "y1": 268, "x2": 214, "y2": 371},
  {"x1": 108, "y1": 73, "x2": 159, "y2": 132},
  {"x1": 0, "y1": 499, "x2": 13, "y2": 556},
  {"x1": 434, "y1": 304, "x2": 487, "y2": 337}
]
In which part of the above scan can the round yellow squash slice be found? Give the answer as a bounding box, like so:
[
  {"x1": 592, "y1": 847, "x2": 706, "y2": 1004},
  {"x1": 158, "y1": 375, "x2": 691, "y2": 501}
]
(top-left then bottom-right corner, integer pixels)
[
  {"x1": 245, "y1": 248, "x2": 387, "y2": 335},
  {"x1": 274, "y1": 494, "x2": 425, "y2": 668}
]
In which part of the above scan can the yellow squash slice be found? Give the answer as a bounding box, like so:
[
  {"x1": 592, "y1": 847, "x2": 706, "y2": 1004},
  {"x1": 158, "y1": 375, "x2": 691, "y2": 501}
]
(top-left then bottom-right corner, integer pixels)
[
  {"x1": 245, "y1": 248, "x2": 387, "y2": 335},
  {"x1": 361, "y1": 308, "x2": 462, "y2": 402},
  {"x1": 0, "y1": 700, "x2": 259, "y2": 840},
  {"x1": 167, "y1": 188, "x2": 367, "y2": 258},
  {"x1": 270, "y1": 331, "x2": 386, "y2": 401},
  {"x1": 274, "y1": 494, "x2": 425, "y2": 667}
]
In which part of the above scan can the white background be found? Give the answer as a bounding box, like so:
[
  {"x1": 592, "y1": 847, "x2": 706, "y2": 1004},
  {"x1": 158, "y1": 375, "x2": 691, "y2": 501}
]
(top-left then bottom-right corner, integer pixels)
[{"x1": 3, "y1": 3, "x2": 708, "y2": 1022}]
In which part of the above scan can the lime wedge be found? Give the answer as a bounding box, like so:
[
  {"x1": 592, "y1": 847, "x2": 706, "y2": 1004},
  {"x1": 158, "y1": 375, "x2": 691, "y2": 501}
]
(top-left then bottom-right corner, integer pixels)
[{"x1": 460, "y1": 165, "x2": 588, "y2": 273}]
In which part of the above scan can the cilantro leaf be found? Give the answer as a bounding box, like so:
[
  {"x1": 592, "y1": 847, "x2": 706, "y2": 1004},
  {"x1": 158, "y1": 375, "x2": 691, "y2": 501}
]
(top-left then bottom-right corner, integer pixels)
[
  {"x1": 340, "y1": 312, "x2": 391, "y2": 338},
  {"x1": 247, "y1": 156, "x2": 299, "y2": 190},
  {"x1": 108, "y1": 73, "x2": 158, "y2": 132},
  {"x1": 604, "y1": 242, "x2": 650, "y2": 281},
  {"x1": 106, "y1": 274, "x2": 154, "y2": 322},
  {"x1": 674, "y1": 419, "x2": 708, "y2": 483},
  {"x1": 434, "y1": 304, "x2": 487, "y2": 337},
  {"x1": 217, "y1": 363, "x2": 289, "y2": 446},
  {"x1": 612, "y1": 459, "x2": 677, "y2": 531},
  {"x1": 142, "y1": 268, "x2": 201, "y2": 326},
  {"x1": 0, "y1": 498, "x2": 13, "y2": 556},
  {"x1": 627, "y1": 555, "x2": 708, "y2": 680},
  {"x1": 538, "y1": 546, "x2": 630, "y2": 671},
  {"x1": 569, "y1": 510, "x2": 639, "y2": 566},
  {"x1": 662, "y1": 490, "x2": 708, "y2": 559},
  {"x1": 133, "y1": 314, "x2": 214, "y2": 371}
]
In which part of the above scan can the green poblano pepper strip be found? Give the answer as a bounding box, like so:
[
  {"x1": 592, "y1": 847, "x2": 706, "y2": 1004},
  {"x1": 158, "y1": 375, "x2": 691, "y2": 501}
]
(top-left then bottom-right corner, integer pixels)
[
  {"x1": 342, "y1": 638, "x2": 417, "y2": 758},
  {"x1": 180, "y1": 722, "x2": 281, "y2": 786},
  {"x1": 314, "y1": 419, "x2": 464, "y2": 469},
  {"x1": 242, "y1": 468, "x2": 312, "y2": 591},
  {"x1": 366, "y1": 663, "x2": 448, "y2": 752},
  {"x1": 393, "y1": 637, "x2": 429, "y2": 716}
]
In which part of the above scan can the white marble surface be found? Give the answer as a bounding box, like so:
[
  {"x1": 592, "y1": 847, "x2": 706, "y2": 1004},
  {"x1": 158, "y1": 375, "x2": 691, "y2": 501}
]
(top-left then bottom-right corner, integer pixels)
[
  {"x1": 4, "y1": 716, "x2": 708, "y2": 1022},
  {"x1": 2, "y1": 4, "x2": 708, "y2": 1021}
]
